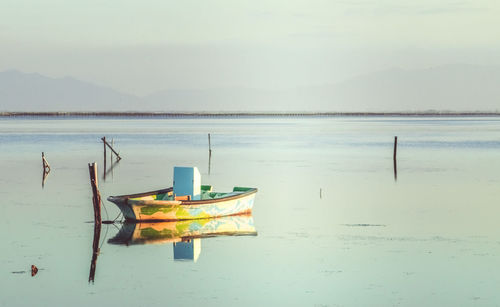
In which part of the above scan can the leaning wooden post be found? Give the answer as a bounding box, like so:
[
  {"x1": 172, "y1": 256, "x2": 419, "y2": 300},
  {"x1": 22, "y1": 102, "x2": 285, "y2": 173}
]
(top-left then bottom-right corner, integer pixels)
[
  {"x1": 101, "y1": 137, "x2": 122, "y2": 161},
  {"x1": 88, "y1": 163, "x2": 102, "y2": 226},
  {"x1": 42, "y1": 152, "x2": 51, "y2": 173},
  {"x1": 41, "y1": 152, "x2": 51, "y2": 188},
  {"x1": 393, "y1": 136, "x2": 398, "y2": 181}
]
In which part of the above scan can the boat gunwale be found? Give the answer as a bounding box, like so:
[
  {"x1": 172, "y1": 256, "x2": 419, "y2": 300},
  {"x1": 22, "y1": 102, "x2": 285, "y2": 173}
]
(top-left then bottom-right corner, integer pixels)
[
  {"x1": 109, "y1": 187, "x2": 173, "y2": 200},
  {"x1": 108, "y1": 187, "x2": 258, "y2": 206}
]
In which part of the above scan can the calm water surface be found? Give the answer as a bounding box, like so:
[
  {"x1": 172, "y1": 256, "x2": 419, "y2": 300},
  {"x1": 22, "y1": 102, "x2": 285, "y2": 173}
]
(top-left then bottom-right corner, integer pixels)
[{"x1": 1, "y1": 116, "x2": 500, "y2": 306}]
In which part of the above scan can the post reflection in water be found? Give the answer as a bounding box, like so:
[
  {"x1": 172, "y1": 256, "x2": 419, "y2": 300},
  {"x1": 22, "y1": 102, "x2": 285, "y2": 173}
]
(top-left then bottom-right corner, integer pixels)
[
  {"x1": 42, "y1": 169, "x2": 49, "y2": 188},
  {"x1": 88, "y1": 222, "x2": 101, "y2": 283},
  {"x1": 103, "y1": 159, "x2": 120, "y2": 181},
  {"x1": 108, "y1": 214, "x2": 257, "y2": 262}
]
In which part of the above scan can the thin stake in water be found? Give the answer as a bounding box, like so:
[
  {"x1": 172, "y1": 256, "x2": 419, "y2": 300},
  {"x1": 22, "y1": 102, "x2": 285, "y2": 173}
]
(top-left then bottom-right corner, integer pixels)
[
  {"x1": 208, "y1": 133, "x2": 212, "y2": 174},
  {"x1": 103, "y1": 137, "x2": 107, "y2": 180},
  {"x1": 393, "y1": 136, "x2": 398, "y2": 181}
]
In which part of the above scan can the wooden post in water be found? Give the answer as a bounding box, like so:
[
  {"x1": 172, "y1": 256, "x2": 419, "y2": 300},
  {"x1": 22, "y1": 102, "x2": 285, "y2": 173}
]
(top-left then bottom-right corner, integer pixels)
[
  {"x1": 88, "y1": 161, "x2": 101, "y2": 282},
  {"x1": 42, "y1": 152, "x2": 51, "y2": 173},
  {"x1": 393, "y1": 136, "x2": 398, "y2": 181},
  {"x1": 208, "y1": 133, "x2": 212, "y2": 154},
  {"x1": 88, "y1": 163, "x2": 102, "y2": 226},
  {"x1": 208, "y1": 151, "x2": 212, "y2": 175},
  {"x1": 87, "y1": 163, "x2": 102, "y2": 281},
  {"x1": 101, "y1": 137, "x2": 122, "y2": 161},
  {"x1": 42, "y1": 152, "x2": 51, "y2": 188},
  {"x1": 208, "y1": 133, "x2": 212, "y2": 174},
  {"x1": 102, "y1": 137, "x2": 107, "y2": 180},
  {"x1": 102, "y1": 137, "x2": 107, "y2": 163}
]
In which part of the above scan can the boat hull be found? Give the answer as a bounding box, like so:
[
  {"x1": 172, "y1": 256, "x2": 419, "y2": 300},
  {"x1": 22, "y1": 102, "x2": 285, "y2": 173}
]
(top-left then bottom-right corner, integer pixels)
[{"x1": 108, "y1": 188, "x2": 256, "y2": 221}]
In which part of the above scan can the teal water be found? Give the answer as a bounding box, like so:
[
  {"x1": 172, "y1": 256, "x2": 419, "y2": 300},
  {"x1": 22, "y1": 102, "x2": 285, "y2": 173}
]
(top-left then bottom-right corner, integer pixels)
[{"x1": 1, "y1": 116, "x2": 500, "y2": 306}]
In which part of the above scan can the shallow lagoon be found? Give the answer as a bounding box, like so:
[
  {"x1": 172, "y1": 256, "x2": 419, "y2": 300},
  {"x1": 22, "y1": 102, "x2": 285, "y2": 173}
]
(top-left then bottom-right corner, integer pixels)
[{"x1": 1, "y1": 116, "x2": 500, "y2": 306}]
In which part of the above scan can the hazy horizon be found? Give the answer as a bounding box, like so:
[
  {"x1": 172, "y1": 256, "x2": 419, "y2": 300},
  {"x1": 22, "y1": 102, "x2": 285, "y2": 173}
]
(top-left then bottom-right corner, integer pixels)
[
  {"x1": 1, "y1": 1, "x2": 500, "y2": 102},
  {"x1": 2, "y1": 64, "x2": 500, "y2": 112},
  {"x1": 2, "y1": 1, "x2": 500, "y2": 112}
]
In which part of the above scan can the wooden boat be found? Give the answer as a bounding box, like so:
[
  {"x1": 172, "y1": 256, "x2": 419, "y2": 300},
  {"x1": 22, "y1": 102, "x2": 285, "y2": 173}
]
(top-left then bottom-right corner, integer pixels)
[
  {"x1": 108, "y1": 214, "x2": 257, "y2": 245},
  {"x1": 107, "y1": 185, "x2": 257, "y2": 221}
]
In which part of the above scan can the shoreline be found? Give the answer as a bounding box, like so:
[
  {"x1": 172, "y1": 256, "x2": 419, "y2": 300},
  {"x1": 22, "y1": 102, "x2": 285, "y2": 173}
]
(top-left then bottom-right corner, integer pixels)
[{"x1": 1, "y1": 111, "x2": 500, "y2": 118}]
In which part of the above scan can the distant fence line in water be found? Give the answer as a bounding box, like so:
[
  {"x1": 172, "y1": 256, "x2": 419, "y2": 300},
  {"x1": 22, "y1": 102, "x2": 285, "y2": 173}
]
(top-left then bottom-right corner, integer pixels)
[{"x1": 2, "y1": 111, "x2": 500, "y2": 118}]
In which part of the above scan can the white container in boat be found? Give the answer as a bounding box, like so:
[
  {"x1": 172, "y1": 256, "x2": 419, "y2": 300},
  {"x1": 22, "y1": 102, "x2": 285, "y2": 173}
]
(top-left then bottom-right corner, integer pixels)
[{"x1": 173, "y1": 166, "x2": 201, "y2": 200}]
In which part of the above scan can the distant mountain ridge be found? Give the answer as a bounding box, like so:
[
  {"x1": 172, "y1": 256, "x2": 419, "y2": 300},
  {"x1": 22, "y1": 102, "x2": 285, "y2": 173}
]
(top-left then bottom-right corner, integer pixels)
[
  {"x1": 1, "y1": 65, "x2": 499, "y2": 112},
  {"x1": 0, "y1": 70, "x2": 139, "y2": 111}
]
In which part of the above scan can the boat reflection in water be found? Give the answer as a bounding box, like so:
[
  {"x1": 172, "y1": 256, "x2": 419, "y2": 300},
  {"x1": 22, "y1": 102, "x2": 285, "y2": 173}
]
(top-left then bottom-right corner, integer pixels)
[{"x1": 108, "y1": 214, "x2": 257, "y2": 262}]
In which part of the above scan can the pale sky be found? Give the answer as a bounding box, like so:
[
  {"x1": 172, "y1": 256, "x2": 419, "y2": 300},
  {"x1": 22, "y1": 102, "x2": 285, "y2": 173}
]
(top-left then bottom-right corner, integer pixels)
[{"x1": 1, "y1": 0, "x2": 499, "y2": 95}]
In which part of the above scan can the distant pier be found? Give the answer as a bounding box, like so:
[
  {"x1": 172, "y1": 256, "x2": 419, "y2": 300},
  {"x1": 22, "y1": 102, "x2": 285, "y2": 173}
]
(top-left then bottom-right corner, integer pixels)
[{"x1": 2, "y1": 111, "x2": 500, "y2": 118}]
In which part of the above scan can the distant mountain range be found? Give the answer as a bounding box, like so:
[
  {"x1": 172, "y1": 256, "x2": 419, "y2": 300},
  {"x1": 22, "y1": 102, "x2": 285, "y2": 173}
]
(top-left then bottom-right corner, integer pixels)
[
  {"x1": 1, "y1": 64, "x2": 499, "y2": 112},
  {"x1": 0, "y1": 70, "x2": 139, "y2": 111}
]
